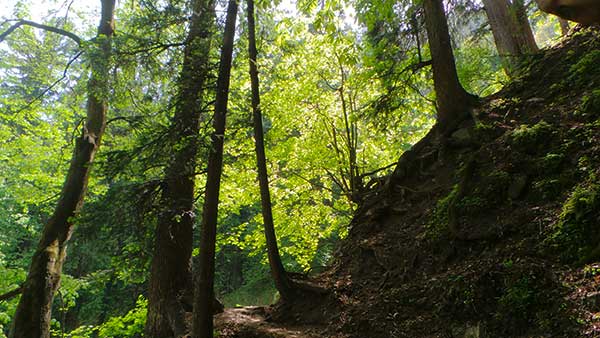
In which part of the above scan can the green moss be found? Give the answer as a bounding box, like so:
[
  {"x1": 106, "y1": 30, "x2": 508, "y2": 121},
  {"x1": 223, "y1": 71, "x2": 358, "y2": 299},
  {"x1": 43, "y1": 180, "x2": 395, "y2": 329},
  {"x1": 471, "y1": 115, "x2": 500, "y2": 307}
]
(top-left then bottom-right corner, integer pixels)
[
  {"x1": 575, "y1": 89, "x2": 600, "y2": 119},
  {"x1": 547, "y1": 175, "x2": 600, "y2": 263},
  {"x1": 473, "y1": 122, "x2": 498, "y2": 143},
  {"x1": 538, "y1": 153, "x2": 565, "y2": 175},
  {"x1": 477, "y1": 170, "x2": 510, "y2": 202},
  {"x1": 428, "y1": 169, "x2": 512, "y2": 237},
  {"x1": 509, "y1": 121, "x2": 554, "y2": 153},
  {"x1": 428, "y1": 184, "x2": 460, "y2": 238},
  {"x1": 569, "y1": 50, "x2": 600, "y2": 86}
]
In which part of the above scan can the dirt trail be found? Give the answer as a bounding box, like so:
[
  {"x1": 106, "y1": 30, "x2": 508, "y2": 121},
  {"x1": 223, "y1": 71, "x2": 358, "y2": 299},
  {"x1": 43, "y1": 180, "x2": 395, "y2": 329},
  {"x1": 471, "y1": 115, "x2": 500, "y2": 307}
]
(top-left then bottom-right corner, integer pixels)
[{"x1": 215, "y1": 306, "x2": 326, "y2": 338}]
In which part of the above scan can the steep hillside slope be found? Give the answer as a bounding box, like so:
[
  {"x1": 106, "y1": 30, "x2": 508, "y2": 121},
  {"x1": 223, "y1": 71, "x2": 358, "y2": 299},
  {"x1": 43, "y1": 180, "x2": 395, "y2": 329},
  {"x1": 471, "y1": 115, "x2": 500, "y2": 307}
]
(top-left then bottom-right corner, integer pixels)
[
  {"x1": 217, "y1": 28, "x2": 600, "y2": 338},
  {"x1": 322, "y1": 28, "x2": 600, "y2": 338}
]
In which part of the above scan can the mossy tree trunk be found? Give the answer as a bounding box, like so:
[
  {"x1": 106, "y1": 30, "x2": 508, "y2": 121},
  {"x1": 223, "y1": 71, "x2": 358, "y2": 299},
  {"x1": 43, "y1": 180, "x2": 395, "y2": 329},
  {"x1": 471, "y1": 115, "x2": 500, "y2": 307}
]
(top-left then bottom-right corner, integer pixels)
[
  {"x1": 9, "y1": 1, "x2": 115, "y2": 336},
  {"x1": 144, "y1": 0, "x2": 215, "y2": 336},
  {"x1": 192, "y1": 0, "x2": 238, "y2": 336}
]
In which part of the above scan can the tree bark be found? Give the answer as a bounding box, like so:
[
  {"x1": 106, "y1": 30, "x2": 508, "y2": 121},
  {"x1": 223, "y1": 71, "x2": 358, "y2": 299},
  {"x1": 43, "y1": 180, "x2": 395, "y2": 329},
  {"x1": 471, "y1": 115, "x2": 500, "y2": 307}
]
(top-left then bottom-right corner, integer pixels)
[
  {"x1": 482, "y1": 0, "x2": 522, "y2": 73},
  {"x1": 9, "y1": 1, "x2": 115, "y2": 337},
  {"x1": 483, "y1": 0, "x2": 538, "y2": 75},
  {"x1": 144, "y1": 0, "x2": 215, "y2": 336},
  {"x1": 247, "y1": 0, "x2": 295, "y2": 301},
  {"x1": 192, "y1": 0, "x2": 237, "y2": 336},
  {"x1": 511, "y1": 0, "x2": 538, "y2": 53},
  {"x1": 422, "y1": 0, "x2": 475, "y2": 132},
  {"x1": 559, "y1": 18, "x2": 570, "y2": 35}
]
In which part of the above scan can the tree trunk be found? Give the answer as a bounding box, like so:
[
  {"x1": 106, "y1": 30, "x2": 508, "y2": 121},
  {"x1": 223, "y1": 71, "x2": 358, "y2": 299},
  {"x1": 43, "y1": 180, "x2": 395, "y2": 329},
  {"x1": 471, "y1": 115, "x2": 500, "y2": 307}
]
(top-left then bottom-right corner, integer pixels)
[
  {"x1": 144, "y1": 0, "x2": 215, "y2": 336},
  {"x1": 422, "y1": 0, "x2": 475, "y2": 132},
  {"x1": 510, "y1": 0, "x2": 538, "y2": 53},
  {"x1": 483, "y1": 0, "x2": 538, "y2": 75},
  {"x1": 247, "y1": 0, "x2": 295, "y2": 301},
  {"x1": 559, "y1": 18, "x2": 570, "y2": 35},
  {"x1": 482, "y1": 0, "x2": 522, "y2": 73},
  {"x1": 9, "y1": 1, "x2": 115, "y2": 337},
  {"x1": 192, "y1": 0, "x2": 237, "y2": 336}
]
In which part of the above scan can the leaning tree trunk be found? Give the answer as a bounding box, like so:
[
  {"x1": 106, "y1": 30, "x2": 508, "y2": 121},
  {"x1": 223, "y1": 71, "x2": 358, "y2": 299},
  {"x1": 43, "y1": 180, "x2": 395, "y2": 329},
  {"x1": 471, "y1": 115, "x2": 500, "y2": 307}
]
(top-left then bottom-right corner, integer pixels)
[
  {"x1": 192, "y1": 0, "x2": 237, "y2": 336},
  {"x1": 247, "y1": 0, "x2": 295, "y2": 301},
  {"x1": 422, "y1": 0, "x2": 475, "y2": 132},
  {"x1": 9, "y1": 1, "x2": 115, "y2": 337},
  {"x1": 144, "y1": 0, "x2": 215, "y2": 336}
]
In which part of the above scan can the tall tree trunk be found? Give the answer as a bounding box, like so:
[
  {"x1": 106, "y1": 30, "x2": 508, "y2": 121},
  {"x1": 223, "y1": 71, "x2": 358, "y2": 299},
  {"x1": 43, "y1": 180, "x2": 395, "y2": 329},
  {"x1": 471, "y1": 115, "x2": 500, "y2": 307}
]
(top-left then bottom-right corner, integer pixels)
[
  {"x1": 9, "y1": 1, "x2": 115, "y2": 337},
  {"x1": 511, "y1": 0, "x2": 538, "y2": 53},
  {"x1": 144, "y1": 0, "x2": 215, "y2": 336},
  {"x1": 482, "y1": 0, "x2": 522, "y2": 73},
  {"x1": 247, "y1": 0, "x2": 294, "y2": 301},
  {"x1": 483, "y1": 0, "x2": 538, "y2": 75},
  {"x1": 192, "y1": 0, "x2": 238, "y2": 336},
  {"x1": 422, "y1": 0, "x2": 475, "y2": 132}
]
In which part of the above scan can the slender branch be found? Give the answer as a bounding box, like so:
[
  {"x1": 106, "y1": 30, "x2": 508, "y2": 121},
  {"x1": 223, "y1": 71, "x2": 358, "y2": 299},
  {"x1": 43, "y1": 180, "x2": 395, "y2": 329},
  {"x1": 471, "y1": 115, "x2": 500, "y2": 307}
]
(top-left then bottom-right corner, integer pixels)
[
  {"x1": 360, "y1": 162, "x2": 397, "y2": 178},
  {"x1": 117, "y1": 42, "x2": 186, "y2": 56},
  {"x1": 14, "y1": 51, "x2": 84, "y2": 115},
  {"x1": 0, "y1": 19, "x2": 82, "y2": 45},
  {"x1": 0, "y1": 286, "x2": 22, "y2": 302}
]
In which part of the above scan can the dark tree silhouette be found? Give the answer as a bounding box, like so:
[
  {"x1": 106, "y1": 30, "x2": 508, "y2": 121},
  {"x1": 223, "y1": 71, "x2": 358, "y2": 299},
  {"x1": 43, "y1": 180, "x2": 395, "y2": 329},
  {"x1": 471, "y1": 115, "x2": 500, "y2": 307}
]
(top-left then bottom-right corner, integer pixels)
[
  {"x1": 144, "y1": 0, "x2": 215, "y2": 336},
  {"x1": 247, "y1": 0, "x2": 295, "y2": 301},
  {"x1": 422, "y1": 0, "x2": 476, "y2": 132},
  {"x1": 192, "y1": 0, "x2": 238, "y2": 336}
]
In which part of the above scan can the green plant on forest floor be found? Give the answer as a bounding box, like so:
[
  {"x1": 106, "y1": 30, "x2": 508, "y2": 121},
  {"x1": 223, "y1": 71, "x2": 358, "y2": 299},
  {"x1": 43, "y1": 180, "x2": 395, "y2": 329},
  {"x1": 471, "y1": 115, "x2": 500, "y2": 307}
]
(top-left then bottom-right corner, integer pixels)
[
  {"x1": 508, "y1": 121, "x2": 554, "y2": 153},
  {"x1": 546, "y1": 174, "x2": 600, "y2": 263}
]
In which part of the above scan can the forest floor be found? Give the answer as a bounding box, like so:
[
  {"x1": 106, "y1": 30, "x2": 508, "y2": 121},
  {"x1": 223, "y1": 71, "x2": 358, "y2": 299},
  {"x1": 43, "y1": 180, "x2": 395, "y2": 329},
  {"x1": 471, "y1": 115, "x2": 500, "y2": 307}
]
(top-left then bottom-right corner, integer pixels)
[
  {"x1": 215, "y1": 27, "x2": 600, "y2": 338},
  {"x1": 215, "y1": 306, "x2": 327, "y2": 338}
]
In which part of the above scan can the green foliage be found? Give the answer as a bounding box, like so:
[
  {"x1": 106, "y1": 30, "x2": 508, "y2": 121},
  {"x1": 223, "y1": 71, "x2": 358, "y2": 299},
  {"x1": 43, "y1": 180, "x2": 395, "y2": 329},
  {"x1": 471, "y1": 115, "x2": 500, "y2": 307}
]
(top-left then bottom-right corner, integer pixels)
[
  {"x1": 547, "y1": 175, "x2": 600, "y2": 263},
  {"x1": 538, "y1": 153, "x2": 565, "y2": 175},
  {"x1": 0, "y1": 268, "x2": 26, "y2": 337},
  {"x1": 97, "y1": 296, "x2": 146, "y2": 338},
  {"x1": 568, "y1": 50, "x2": 600, "y2": 86},
  {"x1": 496, "y1": 276, "x2": 536, "y2": 322},
  {"x1": 67, "y1": 296, "x2": 147, "y2": 338},
  {"x1": 576, "y1": 89, "x2": 600, "y2": 120},
  {"x1": 531, "y1": 178, "x2": 563, "y2": 201},
  {"x1": 221, "y1": 275, "x2": 278, "y2": 308}
]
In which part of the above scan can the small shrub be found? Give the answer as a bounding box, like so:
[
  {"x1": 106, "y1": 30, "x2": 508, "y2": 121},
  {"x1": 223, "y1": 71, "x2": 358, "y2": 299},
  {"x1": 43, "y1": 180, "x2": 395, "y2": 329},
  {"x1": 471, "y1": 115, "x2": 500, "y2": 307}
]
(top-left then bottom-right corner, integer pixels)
[{"x1": 497, "y1": 276, "x2": 535, "y2": 320}]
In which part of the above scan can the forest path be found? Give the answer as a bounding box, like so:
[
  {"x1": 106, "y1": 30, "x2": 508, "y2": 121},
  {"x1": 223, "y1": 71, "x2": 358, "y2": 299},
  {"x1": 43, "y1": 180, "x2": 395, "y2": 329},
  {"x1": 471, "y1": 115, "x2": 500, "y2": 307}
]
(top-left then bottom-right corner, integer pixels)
[{"x1": 215, "y1": 306, "x2": 325, "y2": 338}]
